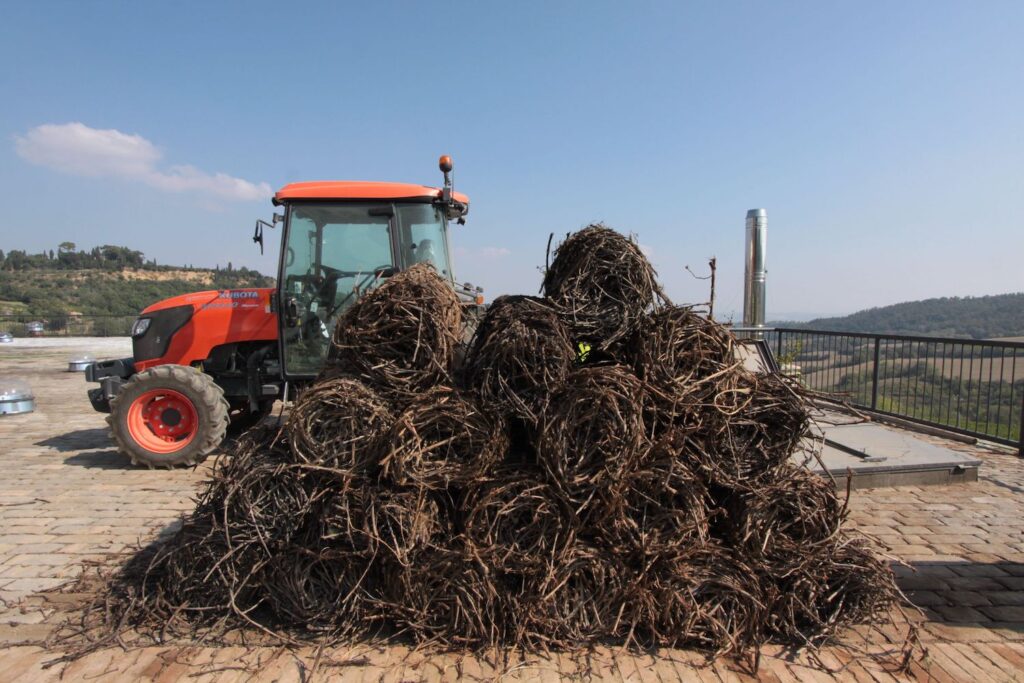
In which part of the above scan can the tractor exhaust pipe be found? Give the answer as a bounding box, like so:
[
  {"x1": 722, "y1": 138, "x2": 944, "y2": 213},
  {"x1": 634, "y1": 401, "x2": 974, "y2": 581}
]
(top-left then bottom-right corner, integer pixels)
[{"x1": 743, "y1": 208, "x2": 767, "y2": 337}]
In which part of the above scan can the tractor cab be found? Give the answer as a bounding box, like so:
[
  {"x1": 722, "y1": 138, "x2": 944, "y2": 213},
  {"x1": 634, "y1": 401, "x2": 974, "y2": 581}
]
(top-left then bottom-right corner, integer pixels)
[
  {"x1": 271, "y1": 174, "x2": 469, "y2": 377},
  {"x1": 87, "y1": 156, "x2": 477, "y2": 469}
]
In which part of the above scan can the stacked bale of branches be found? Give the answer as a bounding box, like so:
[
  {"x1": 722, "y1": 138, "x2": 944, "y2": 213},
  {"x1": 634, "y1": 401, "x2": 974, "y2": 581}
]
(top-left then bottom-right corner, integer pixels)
[
  {"x1": 327, "y1": 262, "x2": 463, "y2": 403},
  {"x1": 463, "y1": 295, "x2": 575, "y2": 426},
  {"x1": 633, "y1": 305, "x2": 739, "y2": 431},
  {"x1": 381, "y1": 386, "x2": 508, "y2": 489},
  {"x1": 75, "y1": 229, "x2": 903, "y2": 666},
  {"x1": 541, "y1": 224, "x2": 664, "y2": 351}
]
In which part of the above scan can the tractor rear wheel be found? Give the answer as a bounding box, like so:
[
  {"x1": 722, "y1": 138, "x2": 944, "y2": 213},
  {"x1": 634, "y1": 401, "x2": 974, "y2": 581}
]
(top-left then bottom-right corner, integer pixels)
[{"x1": 108, "y1": 365, "x2": 229, "y2": 468}]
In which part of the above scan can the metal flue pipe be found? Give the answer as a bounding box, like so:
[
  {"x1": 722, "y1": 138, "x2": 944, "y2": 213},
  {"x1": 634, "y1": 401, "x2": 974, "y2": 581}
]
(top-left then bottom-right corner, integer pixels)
[{"x1": 743, "y1": 209, "x2": 767, "y2": 337}]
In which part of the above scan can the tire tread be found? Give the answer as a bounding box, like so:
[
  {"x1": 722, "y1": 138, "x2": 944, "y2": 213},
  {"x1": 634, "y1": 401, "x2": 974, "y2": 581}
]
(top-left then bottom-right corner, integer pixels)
[{"x1": 108, "y1": 365, "x2": 229, "y2": 468}]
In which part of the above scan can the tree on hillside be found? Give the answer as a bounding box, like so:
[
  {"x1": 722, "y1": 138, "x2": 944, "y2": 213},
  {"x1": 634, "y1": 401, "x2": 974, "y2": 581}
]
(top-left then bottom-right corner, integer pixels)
[
  {"x1": 98, "y1": 245, "x2": 144, "y2": 268},
  {"x1": 58, "y1": 241, "x2": 76, "y2": 254},
  {"x1": 803, "y1": 293, "x2": 1024, "y2": 339}
]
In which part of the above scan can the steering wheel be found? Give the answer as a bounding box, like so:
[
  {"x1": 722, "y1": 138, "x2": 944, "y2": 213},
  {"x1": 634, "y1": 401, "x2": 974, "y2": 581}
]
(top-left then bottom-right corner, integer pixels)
[{"x1": 324, "y1": 265, "x2": 394, "y2": 320}]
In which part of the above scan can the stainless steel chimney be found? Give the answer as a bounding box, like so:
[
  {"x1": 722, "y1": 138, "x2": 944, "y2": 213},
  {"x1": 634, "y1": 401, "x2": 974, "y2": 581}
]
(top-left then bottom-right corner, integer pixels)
[{"x1": 743, "y1": 209, "x2": 767, "y2": 336}]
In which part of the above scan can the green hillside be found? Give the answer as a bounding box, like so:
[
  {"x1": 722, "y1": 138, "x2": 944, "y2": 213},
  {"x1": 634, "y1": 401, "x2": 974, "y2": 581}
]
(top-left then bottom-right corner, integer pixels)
[
  {"x1": 0, "y1": 245, "x2": 274, "y2": 317},
  {"x1": 776, "y1": 293, "x2": 1024, "y2": 339}
]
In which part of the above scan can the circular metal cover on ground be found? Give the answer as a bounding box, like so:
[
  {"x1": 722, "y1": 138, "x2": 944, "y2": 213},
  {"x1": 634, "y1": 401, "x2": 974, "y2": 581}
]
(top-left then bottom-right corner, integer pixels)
[
  {"x1": 67, "y1": 355, "x2": 94, "y2": 372},
  {"x1": 0, "y1": 378, "x2": 35, "y2": 415}
]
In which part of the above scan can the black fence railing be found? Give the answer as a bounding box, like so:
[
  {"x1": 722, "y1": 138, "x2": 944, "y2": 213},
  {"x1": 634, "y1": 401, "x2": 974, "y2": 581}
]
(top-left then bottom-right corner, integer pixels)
[
  {"x1": 745, "y1": 327, "x2": 1024, "y2": 455},
  {"x1": 0, "y1": 314, "x2": 135, "y2": 337}
]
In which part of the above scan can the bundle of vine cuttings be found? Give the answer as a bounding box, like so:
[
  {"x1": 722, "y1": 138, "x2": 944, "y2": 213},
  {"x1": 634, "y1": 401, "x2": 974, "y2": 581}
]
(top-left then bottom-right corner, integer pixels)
[
  {"x1": 60, "y1": 228, "x2": 903, "y2": 668},
  {"x1": 327, "y1": 262, "x2": 463, "y2": 402},
  {"x1": 542, "y1": 224, "x2": 665, "y2": 349},
  {"x1": 462, "y1": 295, "x2": 575, "y2": 425}
]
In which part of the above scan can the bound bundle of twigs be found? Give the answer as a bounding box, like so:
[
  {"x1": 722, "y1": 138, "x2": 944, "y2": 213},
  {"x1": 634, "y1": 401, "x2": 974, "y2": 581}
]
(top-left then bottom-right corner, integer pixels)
[
  {"x1": 62, "y1": 226, "x2": 904, "y2": 669},
  {"x1": 735, "y1": 463, "x2": 846, "y2": 570},
  {"x1": 523, "y1": 542, "x2": 630, "y2": 645},
  {"x1": 380, "y1": 386, "x2": 508, "y2": 489},
  {"x1": 463, "y1": 468, "x2": 572, "y2": 572},
  {"x1": 463, "y1": 295, "x2": 575, "y2": 424},
  {"x1": 537, "y1": 365, "x2": 652, "y2": 502},
  {"x1": 542, "y1": 224, "x2": 663, "y2": 348},
  {"x1": 286, "y1": 376, "x2": 393, "y2": 472},
  {"x1": 328, "y1": 262, "x2": 462, "y2": 401},
  {"x1": 635, "y1": 305, "x2": 739, "y2": 427},
  {"x1": 663, "y1": 372, "x2": 813, "y2": 489},
  {"x1": 761, "y1": 534, "x2": 900, "y2": 646},
  {"x1": 594, "y1": 450, "x2": 711, "y2": 561}
]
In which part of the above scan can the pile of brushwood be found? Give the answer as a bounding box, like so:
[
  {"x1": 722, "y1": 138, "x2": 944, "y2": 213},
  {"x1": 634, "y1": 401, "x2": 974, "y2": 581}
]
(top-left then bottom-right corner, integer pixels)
[{"x1": 70, "y1": 225, "x2": 903, "y2": 660}]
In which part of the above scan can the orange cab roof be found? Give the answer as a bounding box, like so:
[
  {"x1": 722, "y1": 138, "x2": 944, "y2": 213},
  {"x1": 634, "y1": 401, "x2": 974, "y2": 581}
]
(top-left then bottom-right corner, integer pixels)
[{"x1": 273, "y1": 181, "x2": 469, "y2": 205}]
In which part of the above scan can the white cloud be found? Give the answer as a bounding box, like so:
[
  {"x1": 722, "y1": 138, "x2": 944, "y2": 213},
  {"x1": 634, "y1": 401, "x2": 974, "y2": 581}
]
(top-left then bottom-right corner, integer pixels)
[{"x1": 14, "y1": 122, "x2": 271, "y2": 201}]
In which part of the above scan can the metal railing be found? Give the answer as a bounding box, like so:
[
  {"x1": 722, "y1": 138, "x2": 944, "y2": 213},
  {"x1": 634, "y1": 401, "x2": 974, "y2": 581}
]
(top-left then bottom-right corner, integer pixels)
[
  {"x1": 750, "y1": 327, "x2": 1024, "y2": 455},
  {"x1": 0, "y1": 314, "x2": 135, "y2": 337}
]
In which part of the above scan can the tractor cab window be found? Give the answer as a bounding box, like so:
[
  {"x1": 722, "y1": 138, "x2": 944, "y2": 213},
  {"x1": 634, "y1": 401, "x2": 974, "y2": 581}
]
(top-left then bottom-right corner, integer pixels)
[
  {"x1": 398, "y1": 204, "x2": 451, "y2": 279},
  {"x1": 281, "y1": 204, "x2": 395, "y2": 376}
]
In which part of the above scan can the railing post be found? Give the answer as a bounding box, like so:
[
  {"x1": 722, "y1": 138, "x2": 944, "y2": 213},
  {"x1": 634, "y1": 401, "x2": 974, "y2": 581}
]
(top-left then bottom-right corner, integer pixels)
[
  {"x1": 1018, "y1": 393, "x2": 1024, "y2": 457},
  {"x1": 870, "y1": 337, "x2": 881, "y2": 410},
  {"x1": 776, "y1": 330, "x2": 783, "y2": 361}
]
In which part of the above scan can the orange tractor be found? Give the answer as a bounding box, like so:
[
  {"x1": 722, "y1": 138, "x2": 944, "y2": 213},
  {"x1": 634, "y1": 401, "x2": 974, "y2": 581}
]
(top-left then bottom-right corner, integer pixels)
[{"x1": 86, "y1": 157, "x2": 480, "y2": 468}]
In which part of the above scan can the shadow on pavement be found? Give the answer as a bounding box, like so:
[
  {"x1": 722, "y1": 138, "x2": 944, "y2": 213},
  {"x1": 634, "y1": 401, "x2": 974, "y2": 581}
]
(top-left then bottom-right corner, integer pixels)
[
  {"x1": 36, "y1": 428, "x2": 111, "y2": 452},
  {"x1": 63, "y1": 449, "x2": 137, "y2": 469},
  {"x1": 901, "y1": 560, "x2": 1024, "y2": 632}
]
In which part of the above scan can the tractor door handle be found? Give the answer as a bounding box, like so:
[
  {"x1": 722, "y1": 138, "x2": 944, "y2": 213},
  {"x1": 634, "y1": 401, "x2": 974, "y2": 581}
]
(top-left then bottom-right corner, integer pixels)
[{"x1": 285, "y1": 298, "x2": 300, "y2": 327}]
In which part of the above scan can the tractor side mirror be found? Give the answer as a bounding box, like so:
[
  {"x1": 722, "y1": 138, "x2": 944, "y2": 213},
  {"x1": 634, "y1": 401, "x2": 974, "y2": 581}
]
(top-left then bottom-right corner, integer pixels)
[
  {"x1": 252, "y1": 221, "x2": 265, "y2": 253},
  {"x1": 252, "y1": 214, "x2": 283, "y2": 255}
]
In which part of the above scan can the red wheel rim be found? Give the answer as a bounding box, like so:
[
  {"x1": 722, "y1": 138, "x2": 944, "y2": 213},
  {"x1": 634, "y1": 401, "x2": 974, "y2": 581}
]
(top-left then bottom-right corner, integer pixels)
[{"x1": 126, "y1": 388, "x2": 199, "y2": 453}]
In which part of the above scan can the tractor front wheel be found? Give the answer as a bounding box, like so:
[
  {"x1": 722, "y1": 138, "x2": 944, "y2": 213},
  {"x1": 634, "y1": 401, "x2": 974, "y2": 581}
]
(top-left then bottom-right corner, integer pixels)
[{"x1": 108, "y1": 365, "x2": 229, "y2": 468}]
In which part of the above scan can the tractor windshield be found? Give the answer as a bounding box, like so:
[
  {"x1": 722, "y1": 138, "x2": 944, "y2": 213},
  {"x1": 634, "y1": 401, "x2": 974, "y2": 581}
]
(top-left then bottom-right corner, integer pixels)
[
  {"x1": 279, "y1": 201, "x2": 453, "y2": 376},
  {"x1": 400, "y1": 203, "x2": 452, "y2": 278}
]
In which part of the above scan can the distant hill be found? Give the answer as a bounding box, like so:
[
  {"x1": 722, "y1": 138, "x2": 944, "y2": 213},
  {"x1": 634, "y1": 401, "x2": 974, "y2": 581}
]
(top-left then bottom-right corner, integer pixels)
[
  {"x1": 0, "y1": 245, "x2": 273, "y2": 317},
  {"x1": 772, "y1": 293, "x2": 1024, "y2": 339}
]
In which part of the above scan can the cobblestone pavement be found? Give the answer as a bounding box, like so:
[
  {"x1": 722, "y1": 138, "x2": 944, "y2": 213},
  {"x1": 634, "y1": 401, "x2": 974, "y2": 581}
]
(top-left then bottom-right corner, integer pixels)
[{"x1": 1, "y1": 339, "x2": 1023, "y2": 681}]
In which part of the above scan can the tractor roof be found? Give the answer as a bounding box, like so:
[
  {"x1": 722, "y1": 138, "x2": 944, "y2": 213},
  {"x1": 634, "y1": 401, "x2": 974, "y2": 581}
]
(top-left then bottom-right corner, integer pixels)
[{"x1": 273, "y1": 181, "x2": 469, "y2": 205}]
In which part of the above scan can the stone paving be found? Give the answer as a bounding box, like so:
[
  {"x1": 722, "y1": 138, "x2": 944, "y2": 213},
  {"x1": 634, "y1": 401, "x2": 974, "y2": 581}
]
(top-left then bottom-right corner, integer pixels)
[{"x1": 1, "y1": 338, "x2": 1023, "y2": 681}]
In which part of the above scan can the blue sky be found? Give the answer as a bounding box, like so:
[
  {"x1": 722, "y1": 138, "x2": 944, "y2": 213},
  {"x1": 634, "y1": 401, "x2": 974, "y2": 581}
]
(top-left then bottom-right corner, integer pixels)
[{"x1": 1, "y1": 2, "x2": 1021, "y2": 320}]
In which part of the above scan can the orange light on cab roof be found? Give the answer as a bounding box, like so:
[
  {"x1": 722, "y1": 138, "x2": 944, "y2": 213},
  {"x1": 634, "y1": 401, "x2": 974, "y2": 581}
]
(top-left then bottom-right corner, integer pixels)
[{"x1": 439, "y1": 155, "x2": 453, "y2": 172}]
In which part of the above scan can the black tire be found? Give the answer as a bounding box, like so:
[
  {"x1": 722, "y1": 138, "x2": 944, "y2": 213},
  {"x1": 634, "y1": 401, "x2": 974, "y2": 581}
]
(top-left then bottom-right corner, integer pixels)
[{"x1": 108, "y1": 364, "x2": 230, "y2": 468}]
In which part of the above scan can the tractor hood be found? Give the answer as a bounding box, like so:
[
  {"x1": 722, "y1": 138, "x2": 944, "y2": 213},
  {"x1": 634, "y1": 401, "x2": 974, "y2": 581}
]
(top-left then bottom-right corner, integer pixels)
[
  {"x1": 132, "y1": 288, "x2": 277, "y2": 370},
  {"x1": 140, "y1": 288, "x2": 275, "y2": 315}
]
